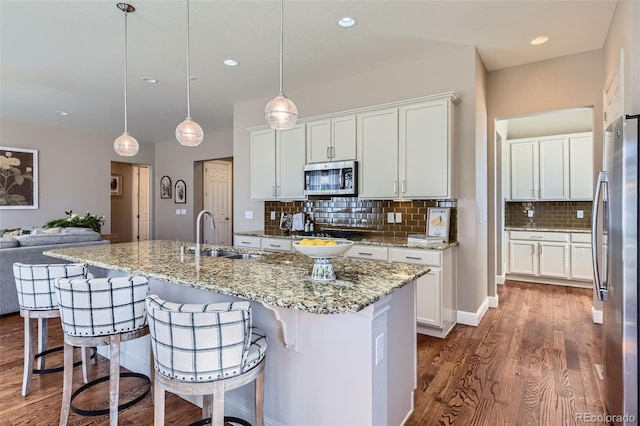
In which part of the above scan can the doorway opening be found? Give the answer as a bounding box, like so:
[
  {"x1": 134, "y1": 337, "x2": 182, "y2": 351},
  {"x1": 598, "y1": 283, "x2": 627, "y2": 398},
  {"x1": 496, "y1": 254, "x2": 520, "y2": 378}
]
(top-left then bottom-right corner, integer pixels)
[
  {"x1": 495, "y1": 107, "x2": 594, "y2": 289},
  {"x1": 110, "y1": 161, "x2": 152, "y2": 243}
]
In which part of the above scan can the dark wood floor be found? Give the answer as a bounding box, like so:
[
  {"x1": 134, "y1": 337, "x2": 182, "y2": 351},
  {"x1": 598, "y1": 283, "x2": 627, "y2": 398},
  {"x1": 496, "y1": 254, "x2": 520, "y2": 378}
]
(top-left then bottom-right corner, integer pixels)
[{"x1": 0, "y1": 280, "x2": 607, "y2": 425}]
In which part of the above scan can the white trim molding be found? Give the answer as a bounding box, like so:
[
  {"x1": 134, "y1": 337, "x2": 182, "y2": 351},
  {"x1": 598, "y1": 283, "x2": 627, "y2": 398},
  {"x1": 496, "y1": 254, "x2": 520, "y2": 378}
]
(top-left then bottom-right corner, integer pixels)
[
  {"x1": 457, "y1": 297, "x2": 490, "y2": 327},
  {"x1": 592, "y1": 306, "x2": 603, "y2": 324},
  {"x1": 488, "y1": 294, "x2": 499, "y2": 308},
  {"x1": 496, "y1": 274, "x2": 505, "y2": 285}
]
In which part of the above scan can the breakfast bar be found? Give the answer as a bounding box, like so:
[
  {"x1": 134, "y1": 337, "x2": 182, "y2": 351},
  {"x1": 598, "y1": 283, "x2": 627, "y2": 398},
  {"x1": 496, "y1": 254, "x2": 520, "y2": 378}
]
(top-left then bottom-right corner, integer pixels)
[{"x1": 45, "y1": 240, "x2": 430, "y2": 426}]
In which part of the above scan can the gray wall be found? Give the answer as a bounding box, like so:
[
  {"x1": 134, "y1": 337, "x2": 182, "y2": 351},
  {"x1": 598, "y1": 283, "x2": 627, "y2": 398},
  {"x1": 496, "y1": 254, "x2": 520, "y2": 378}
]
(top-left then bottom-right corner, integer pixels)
[
  {"x1": 153, "y1": 128, "x2": 233, "y2": 241},
  {"x1": 486, "y1": 49, "x2": 605, "y2": 301},
  {"x1": 0, "y1": 120, "x2": 154, "y2": 234},
  {"x1": 233, "y1": 45, "x2": 490, "y2": 316}
]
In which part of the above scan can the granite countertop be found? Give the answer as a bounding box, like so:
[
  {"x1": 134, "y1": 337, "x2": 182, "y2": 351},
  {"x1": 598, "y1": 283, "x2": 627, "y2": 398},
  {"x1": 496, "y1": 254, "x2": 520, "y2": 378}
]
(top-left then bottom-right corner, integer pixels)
[
  {"x1": 44, "y1": 240, "x2": 430, "y2": 315},
  {"x1": 236, "y1": 231, "x2": 458, "y2": 250},
  {"x1": 505, "y1": 227, "x2": 591, "y2": 233}
]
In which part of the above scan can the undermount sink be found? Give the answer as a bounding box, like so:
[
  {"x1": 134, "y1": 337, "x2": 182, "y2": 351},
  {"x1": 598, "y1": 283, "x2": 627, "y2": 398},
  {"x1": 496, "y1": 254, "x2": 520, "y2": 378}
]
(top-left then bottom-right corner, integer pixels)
[{"x1": 200, "y1": 249, "x2": 261, "y2": 260}]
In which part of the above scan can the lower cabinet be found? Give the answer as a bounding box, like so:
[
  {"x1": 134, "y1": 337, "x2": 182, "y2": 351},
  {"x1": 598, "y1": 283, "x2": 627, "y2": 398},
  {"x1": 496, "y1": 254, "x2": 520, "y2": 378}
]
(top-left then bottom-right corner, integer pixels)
[
  {"x1": 233, "y1": 235, "x2": 261, "y2": 249},
  {"x1": 389, "y1": 247, "x2": 457, "y2": 339},
  {"x1": 507, "y1": 230, "x2": 592, "y2": 285},
  {"x1": 261, "y1": 238, "x2": 292, "y2": 252}
]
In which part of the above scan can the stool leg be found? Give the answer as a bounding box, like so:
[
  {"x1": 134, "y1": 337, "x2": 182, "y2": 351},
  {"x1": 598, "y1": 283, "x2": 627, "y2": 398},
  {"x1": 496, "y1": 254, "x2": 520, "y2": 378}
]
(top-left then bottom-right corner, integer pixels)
[
  {"x1": 211, "y1": 381, "x2": 224, "y2": 426},
  {"x1": 81, "y1": 347, "x2": 91, "y2": 384},
  {"x1": 202, "y1": 395, "x2": 212, "y2": 418},
  {"x1": 109, "y1": 334, "x2": 121, "y2": 426},
  {"x1": 59, "y1": 341, "x2": 74, "y2": 426},
  {"x1": 21, "y1": 312, "x2": 36, "y2": 397},
  {"x1": 255, "y1": 367, "x2": 265, "y2": 426},
  {"x1": 153, "y1": 375, "x2": 165, "y2": 426},
  {"x1": 37, "y1": 318, "x2": 48, "y2": 370}
]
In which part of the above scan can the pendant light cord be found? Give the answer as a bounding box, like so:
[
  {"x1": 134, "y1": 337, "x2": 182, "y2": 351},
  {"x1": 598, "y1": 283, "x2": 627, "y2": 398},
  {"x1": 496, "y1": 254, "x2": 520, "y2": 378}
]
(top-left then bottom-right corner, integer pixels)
[
  {"x1": 278, "y1": 0, "x2": 284, "y2": 95},
  {"x1": 186, "y1": 0, "x2": 192, "y2": 118},
  {"x1": 123, "y1": 8, "x2": 129, "y2": 133}
]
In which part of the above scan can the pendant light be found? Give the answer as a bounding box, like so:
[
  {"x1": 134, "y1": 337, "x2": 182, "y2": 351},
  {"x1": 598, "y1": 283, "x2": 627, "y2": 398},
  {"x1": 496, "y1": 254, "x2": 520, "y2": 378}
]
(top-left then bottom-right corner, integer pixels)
[
  {"x1": 114, "y1": 3, "x2": 139, "y2": 157},
  {"x1": 175, "y1": 0, "x2": 204, "y2": 146},
  {"x1": 264, "y1": 0, "x2": 298, "y2": 130}
]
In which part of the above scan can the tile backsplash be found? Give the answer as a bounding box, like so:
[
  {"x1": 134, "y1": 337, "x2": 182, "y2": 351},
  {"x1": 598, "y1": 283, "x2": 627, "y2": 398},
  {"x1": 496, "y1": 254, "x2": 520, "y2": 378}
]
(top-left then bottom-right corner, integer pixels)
[
  {"x1": 505, "y1": 201, "x2": 592, "y2": 229},
  {"x1": 264, "y1": 197, "x2": 457, "y2": 241}
]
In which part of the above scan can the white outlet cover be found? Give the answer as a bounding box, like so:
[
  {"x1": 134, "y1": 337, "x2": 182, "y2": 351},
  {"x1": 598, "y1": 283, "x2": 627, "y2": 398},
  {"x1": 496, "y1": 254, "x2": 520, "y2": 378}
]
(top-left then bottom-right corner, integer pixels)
[
  {"x1": 270, "y1": 211, "x2": 276, "y2": 220},
  {"x1": 244, "y1": 210, "x2": 253, "y2": 220},
  {"x1": 181, "y1": 209, "x2": 187, "y2": 215},
  {"x1": 387, "y1": 212, "x2": 395, "y2": 224},
  {"x1": 395, "y1": 212, "x2": 402, "y2": 223},
  {"x1": 527, "y1": 210, "x2": 534, "y2": 217},
  {"x1": 375, "y1": 333, "x2": 385, "y2": 365},
  {"x1": 577, "y1": 210, "x2": 584, "y2": 218},
  {"x1": 176, "y1": 209, "x2": 180, "y2": 215}
]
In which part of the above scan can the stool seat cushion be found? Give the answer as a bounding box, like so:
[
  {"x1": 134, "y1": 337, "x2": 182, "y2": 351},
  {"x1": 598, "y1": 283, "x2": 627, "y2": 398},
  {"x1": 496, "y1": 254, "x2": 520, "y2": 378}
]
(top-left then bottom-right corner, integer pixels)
[
  {"x1": 13, "y1": 263, "x2": 87, "y2": 310},
  {"x1": 55, "y1": 276, "x2": 149, "y2": 336},
  {"x1": 146, "y1": 295, "x2": 268, "y2": 383}
]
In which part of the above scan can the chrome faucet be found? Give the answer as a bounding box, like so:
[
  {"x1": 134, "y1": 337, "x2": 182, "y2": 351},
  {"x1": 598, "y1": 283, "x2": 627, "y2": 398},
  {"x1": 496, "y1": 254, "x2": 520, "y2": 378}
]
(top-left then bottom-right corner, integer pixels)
[{"x1": 195, "y1": 209, "x2": 215, "y2": 254}]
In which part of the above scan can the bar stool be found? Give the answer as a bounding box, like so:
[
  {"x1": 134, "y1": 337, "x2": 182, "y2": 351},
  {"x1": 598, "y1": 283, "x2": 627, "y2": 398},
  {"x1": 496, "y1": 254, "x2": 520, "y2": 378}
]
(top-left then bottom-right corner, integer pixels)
[
  {"x1": 54, "y1": 276, "x2": 151, "y2": 426},
  {"x1": 12, "y1": 262, "x2": 92, "y2": 396},
  {"x1": 146, "y1": 294, "x2": 268, "y2": 426}
]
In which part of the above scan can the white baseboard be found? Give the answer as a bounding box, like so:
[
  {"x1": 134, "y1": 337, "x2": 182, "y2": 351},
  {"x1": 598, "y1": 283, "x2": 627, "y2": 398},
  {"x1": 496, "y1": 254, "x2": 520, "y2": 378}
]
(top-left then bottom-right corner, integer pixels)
[
  {"x1": 226, "y1": 397, "x2": 281, "y2": 426},
  {"x1": 457, "y1": 297, "x2": 489, "y2": 327},
  {"x1": 592, "y1": 306, "x2": 603, "y2": 324},
  {"x1": 488, "y1": 294, "x2": 499, "y2": 308},
  {"x1": 496, "y1": 275, "x2": 505, "y2": 285}
]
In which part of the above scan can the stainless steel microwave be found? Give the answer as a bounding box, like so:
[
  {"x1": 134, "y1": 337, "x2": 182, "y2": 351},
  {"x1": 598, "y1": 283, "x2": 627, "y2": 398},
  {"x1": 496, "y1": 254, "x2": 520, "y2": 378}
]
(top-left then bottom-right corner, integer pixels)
[{"x1": 304, "y1": 161, "x2": 357, "y2": 196}]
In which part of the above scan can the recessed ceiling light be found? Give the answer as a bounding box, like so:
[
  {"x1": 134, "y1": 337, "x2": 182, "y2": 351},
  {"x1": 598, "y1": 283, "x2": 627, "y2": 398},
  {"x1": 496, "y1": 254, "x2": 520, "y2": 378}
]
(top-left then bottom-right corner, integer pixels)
[
  {"x1": 223, "y1": 59, "x2": 238, "y2": 67},
  {"x1": 141, "y1": 77, "x2": 158, "y2": 84},
  {"x1": 530, "y1": 36, "x2": 549, "y2": 45},
  {"x1": 337, "y1": 16, "x2": 356, "y2": 28},
  {"x1": 56, "y1": 110, "x2": 69, "y2": 116}
]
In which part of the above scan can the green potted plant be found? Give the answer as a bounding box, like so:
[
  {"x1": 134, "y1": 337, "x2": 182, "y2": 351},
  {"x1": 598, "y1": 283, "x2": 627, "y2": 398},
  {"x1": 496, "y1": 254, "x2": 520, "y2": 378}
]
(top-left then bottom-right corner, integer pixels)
[{"x1": 45, "y1": 210, "x2": 106, "y2": 233}]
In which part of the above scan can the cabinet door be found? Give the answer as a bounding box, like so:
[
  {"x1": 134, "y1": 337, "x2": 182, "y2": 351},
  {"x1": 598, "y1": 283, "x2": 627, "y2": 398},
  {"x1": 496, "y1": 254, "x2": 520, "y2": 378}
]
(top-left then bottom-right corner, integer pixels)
[
  {"x1": 306, "y1": 119, "x2": 331, "y2": 163},
  {"x1": 508, "y1": 240, "x2": 538, "y2": 275},
  {"x1": 399, "y1": 100, "x2": 451, "y2": 198},
  {"x1": 538, "y1": 242, "x2": 569, "y2": 278},
  {"x1": 539, "y1": 138, "x2": 568, "y2": 200},
  {"x1": 571, "y1": 243, "x2": 594, "y2": 280},
  {"x1": 261, "y1": 238, "x2": 292, "y2": 252},
  {"x1": 569, "y1": 135, "x2": 594, "y2": 200},
  {"x1": 357, "y1": 108, "x2": 398, "y2": 199},
  {"x1": 250, "y1": 129, "x2": 276, "y2": 200},
  {"x1": 331, "y1": 115, "x2": 357, "y2": 161},
  {"x1": 416, "y1": 269, "x2": 441, "y2": 327},
  {"x1": 277, "y1": 124, "x2": 306, "y2": 200},
  {"x1": 510, "y1": 141, "x2": 537, "y2": 200}
]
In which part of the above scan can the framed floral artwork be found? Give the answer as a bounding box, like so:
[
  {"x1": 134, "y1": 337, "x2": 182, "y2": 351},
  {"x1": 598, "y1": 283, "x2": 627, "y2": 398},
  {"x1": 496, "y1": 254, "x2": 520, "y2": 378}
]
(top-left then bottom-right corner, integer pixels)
[
  {"x1": 110, "y1": 174, "x2": 122, "y2": 196},
  {"x1": 0, "y1": 146, "x2": 38, "y2": 209},
  {"x1": 160, "y1": 176, "x2": 172, "y2": 199},
  {"x1": 174, "y1": 180, "x2": 186, "y2": 204}
]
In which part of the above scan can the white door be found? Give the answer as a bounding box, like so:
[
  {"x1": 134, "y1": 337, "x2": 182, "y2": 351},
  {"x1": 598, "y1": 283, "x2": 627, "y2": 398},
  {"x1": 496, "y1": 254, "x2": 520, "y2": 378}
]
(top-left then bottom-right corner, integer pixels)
[
  {"x1": 250, "y1": 129, "x2": 276, "y2": 200},
  {"x1": 539, "y1": 138, "x2": 568, "y2": 200},
  {"x1": 569, "y1": 135, "x2": 594, "y2": 200},
  {"x1": 538, "y1": 242, "x2": 569, "y2": 278},
  {"x1": 204, "y1": 160, "x2": 232, "y2": 246},
  {"x1": 416, "y1": 270, "x2": 441, "y2": 327},
  {"x1": 276, "y1": 124, "x2": 306, "y2": 200},
  {"x1": 508, "y1": 240, "x2": 538, "y2": 275},
  {"x1": 509, "y1": 140, "x2": 537, "y2": 200},
  {"x1": 571, "y1": 243, "x2": 594, "y2": 281},
  {"x1": 132, "y1": 165, "x2": 150, "y2": 241}
]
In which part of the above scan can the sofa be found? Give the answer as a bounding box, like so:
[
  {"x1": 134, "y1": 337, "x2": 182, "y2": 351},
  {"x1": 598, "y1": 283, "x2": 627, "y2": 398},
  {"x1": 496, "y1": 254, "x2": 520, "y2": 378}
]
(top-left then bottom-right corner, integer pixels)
[{"x1": 0, "y1": 228, "x2": 110, "y2": 315}]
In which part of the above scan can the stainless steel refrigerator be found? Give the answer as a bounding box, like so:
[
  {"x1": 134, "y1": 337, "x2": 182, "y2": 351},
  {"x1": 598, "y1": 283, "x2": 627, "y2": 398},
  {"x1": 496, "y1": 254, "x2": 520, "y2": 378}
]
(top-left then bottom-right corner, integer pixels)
[{"x1": 592, "y1": 114, "x2": 638, "y2": 424}]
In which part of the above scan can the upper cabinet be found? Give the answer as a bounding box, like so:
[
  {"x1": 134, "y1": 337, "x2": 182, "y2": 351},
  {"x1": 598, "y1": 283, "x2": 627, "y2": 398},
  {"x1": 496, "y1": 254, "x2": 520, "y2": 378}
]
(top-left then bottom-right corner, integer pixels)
[
  {"x1": 250, "y1": 125, "x2": 306, "y2": 201},
  {"x1": 306, "y1": 115, "x2": 356, "y2": 163},
  {"x1": 357, "y1": 94, "x2": 458, "y2": 200},
  {"x1": 508, "y1": 132, "x2": 593, "y2": 201}
]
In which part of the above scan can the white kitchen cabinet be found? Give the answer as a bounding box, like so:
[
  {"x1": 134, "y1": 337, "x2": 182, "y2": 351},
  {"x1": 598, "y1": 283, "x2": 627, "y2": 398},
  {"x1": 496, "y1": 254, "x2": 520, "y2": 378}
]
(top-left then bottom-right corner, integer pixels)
[
  {"x1": 570, "y1": 233, "x2": 594, "y2": 281},
  {"x1": 346, "y1": 244, "x2": 389, "y2": 261},
  {"x1": 569, "y1": 134, "x2": 594, "y2": 200},
  {"x1": 399, "y1": 99, "x2": 455, "y2": 199},
  {"x1": 261, "y1": 237, "x2": 292, "y2": 252},
  {"x1": 357, "y1": 108, "x2": 399, "y2": 199},
  {"x1": 250, "y1": 125, "x2": 306, "y2": 201},
  {"x1": 508, "y1": 132, "x2": 592, "y2": 201},
  {"x1": 389, "y1": 247, "x2": 456, "y2": 339},
  {"x1": 358, "y1": 94, "x2": 458, "y2": 200},
  {"x1": 508, "y1": 240, "x2": 538, "y2": 275},
  {"x1": 538, "y1": 241, "x2": 569, "y2": 278},
  {"x1": 233, "y1": 235, "x2": 261, "y2": 249},
  {"x1": 306, "y1": 115, "x2": 356, "y2": 163}
]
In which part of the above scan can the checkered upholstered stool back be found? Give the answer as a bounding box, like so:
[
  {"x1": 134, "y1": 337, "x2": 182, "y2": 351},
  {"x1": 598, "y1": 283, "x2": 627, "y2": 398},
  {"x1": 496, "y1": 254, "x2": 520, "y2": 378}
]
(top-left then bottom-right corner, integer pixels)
[
  {"x1": 13, "y1": 263, "x2": 88, "y2": 310},
  {"x1": 146, "y1": 294, "x2": 267, "y2": 382},
  {"x1": 54, "y1": 276, "x2": 149, "y2": 337}
]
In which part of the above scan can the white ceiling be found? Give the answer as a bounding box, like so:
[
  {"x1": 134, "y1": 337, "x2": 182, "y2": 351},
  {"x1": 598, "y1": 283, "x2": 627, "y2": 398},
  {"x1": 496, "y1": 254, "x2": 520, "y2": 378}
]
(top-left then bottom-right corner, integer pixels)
[{"x1": 0, "y1": 0, "x2": 617, "y2": 143}]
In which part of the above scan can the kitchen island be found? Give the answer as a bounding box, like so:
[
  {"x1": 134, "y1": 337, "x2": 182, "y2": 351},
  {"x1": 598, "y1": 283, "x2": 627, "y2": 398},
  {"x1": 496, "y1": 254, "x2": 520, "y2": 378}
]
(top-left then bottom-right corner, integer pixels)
[{"x1": 45, "y1": 240, "x2": 430, "y2": 426}]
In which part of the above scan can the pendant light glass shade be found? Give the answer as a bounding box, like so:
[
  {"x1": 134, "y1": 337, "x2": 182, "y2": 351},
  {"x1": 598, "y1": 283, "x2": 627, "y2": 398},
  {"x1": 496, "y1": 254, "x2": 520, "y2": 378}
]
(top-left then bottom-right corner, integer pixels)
[
  {"x1": 175, "y1": 117, "x2": 204, "y2": 146},
  {"x1": 114, "y1": 3, "x2": 139, "y2": 157},
  {"x1": 176, "y1": 0, "x2": 203, "y2": 146},
  {"x1": 265, "y1": 0, "x2": 297, "y2": 130}
]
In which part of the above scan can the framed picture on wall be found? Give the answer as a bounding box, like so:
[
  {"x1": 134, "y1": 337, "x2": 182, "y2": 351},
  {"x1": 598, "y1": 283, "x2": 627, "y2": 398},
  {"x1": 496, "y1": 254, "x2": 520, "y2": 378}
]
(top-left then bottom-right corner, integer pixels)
[
  {"x1": 0, "y1": 146, "x2": 38, "y2": 209},
  {"x1": 427, "y1": 207, "x2": 451, "y2": 242},
  {"x1": 174, "y1": 180, "x2": 186, "y2": 204},
  {"x1": 110, "y1": 174, "x2": 122, "y2": 196},
  {"x1": 160, "y1": 176, "x2": 172, "y2": 199}
]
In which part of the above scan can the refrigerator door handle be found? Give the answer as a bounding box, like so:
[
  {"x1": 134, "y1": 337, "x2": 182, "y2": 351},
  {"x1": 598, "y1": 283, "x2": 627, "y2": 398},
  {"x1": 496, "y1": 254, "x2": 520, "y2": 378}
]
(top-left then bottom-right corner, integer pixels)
[{"x1": 591, "y1": 170, "x2": 608, "y2": 301}]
